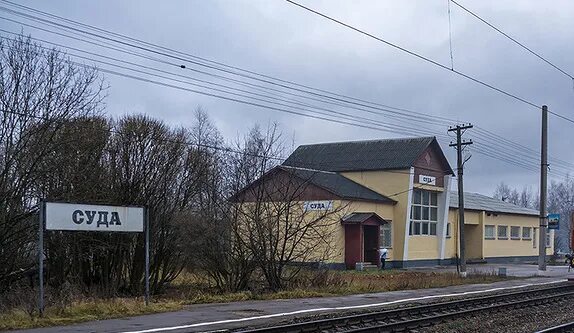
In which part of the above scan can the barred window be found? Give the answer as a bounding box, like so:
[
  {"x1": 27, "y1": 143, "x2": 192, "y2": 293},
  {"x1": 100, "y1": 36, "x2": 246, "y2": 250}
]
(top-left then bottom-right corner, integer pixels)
[
  {"x1": 522, "y1": 227, "x2": 532, "y2": 240},
  {"x1": 510, "y1": 226, "x2": 520, "y2": 240},
  {"x1": 497, "y1": 225, "x2": 508, "y2": 239},
  {"x1": 380, "y1": 222, "x2": 392, "y2": 248},
  {"x1": 409, "y1": 189, "x2": 438, "y2": 236},
  {"x1": 484, "y1": 225, "x2": 495, "y2": 239}
]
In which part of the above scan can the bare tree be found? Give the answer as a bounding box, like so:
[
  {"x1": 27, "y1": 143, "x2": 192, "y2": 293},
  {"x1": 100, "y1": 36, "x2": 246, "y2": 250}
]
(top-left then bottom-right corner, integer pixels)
[
  {"x1": 548, "y1": 177, "x2": 574, "y2": 252},
  {"x1": 493, "y1": 182, "x2": 519, "y2": 205},
  {"x1": 0, "y1": 35, "x2": 105, "y2": 291},
  {"x1": 232, "y1": 166, "x2": 346, "y2": 291}
]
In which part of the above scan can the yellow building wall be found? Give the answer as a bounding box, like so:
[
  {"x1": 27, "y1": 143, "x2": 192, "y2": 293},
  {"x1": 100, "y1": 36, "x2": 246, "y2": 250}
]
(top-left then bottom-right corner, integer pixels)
[
  {"x1": 482, "y1": 213, "x2": 554, "y2": 258},
  {"x1": 444, "y1": 221, "x2": 457, "y2": 260},
  {"x1": 447, "y1": 209, "x2": 554, "y2": 260},
  {"x1": 236, "y1": 200, "x2": 349, "y2": 264},
  {"x1": 340, "y1": 169, "x2": 411, "y2": 261},
  {"x1": 341, "y1": 200, "x2": 395, "y2": 259},
  {"x1": 408, "y1": 236, "x2": 440, "y2": 259},
  {"x1": 278, "y1": 199, "x2": 396, "y2": 264},
  {"x1": 465, "y1": 224, "x2": 483, "y2": 259}
]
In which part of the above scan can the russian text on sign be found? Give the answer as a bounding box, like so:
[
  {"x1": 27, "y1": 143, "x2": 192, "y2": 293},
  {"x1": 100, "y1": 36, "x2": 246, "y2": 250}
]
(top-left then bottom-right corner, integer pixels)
[
  {"x1": 45, "y1": 202, "x2": 144, "y2": 232},
  {"x1": 303, "y1": 200, "x2": 333, "y2": 211}
]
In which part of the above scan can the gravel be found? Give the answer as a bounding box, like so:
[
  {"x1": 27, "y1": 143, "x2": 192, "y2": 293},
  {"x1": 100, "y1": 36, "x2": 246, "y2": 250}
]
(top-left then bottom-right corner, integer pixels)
[
  {"x1": 421, "y1": 297, "x2": 574, "y2": 333},
  {"x1": 231, "y1": 283, "x2": 574, "y2": 333}
]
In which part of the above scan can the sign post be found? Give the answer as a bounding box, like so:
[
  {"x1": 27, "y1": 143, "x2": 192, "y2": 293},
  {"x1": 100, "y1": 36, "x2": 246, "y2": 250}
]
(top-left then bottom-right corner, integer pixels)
[
  {"x1": 144, "y1": 207, "x2": 150, "y2": 306},
  {"x1": 38, "y1": 201, "x2": 44, "y2": 317},
  {"x1": 39, "y1": 202, "x2": 147, "y2": 314}
]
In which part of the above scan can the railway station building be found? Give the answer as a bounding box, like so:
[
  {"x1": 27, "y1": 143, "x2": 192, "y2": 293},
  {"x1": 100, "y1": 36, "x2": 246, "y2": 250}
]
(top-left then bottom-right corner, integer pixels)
[{"x1": 233, "y1": 136, "x2": 553, "y2": 268}]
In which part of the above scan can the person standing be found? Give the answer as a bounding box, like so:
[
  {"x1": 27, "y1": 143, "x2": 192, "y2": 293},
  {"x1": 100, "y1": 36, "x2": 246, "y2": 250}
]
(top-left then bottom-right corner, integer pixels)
[{"x1": 379, "y1": 247, "x2": 388, "y2": 270}]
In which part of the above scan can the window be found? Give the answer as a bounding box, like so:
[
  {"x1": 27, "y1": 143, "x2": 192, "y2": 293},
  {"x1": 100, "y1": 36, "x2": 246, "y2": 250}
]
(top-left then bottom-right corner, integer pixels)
[
  {"x1": 522, "y1": 227, "x2": 532, "y2": 240},
  {"x1": 546, "y1": 230, "x2": 552, "y2": 248},
  {"x1": 510, "y1": 226, "x2": 520, "y2": 240},
  {"x1": 409, "y1": 189, "x2": 438, "y2": 236},
  {"x1": 484, "y1": 225, "x2": 495, "y2": 239},
  {"x1": 446, "y1": 222, "x2": 452, "y2": 238},
  {"x1": 380, "y1": 223, "x2": 392, "y2": 248},
  {"x1": 533, "y1": 228, "x2": 537, "y2": 248},
  {"x1": 497, "y1": 225, "x2": 508, "y2": 239}
]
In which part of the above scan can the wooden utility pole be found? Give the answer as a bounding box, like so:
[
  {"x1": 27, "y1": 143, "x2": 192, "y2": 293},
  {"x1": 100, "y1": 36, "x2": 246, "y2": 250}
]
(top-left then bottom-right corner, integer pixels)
[
  {"x1": 449, "y1": 123, "x2": 473, "y2": 277},
  {"x1": 538, "y1": 105, "x2": 548, "y2": 273}
]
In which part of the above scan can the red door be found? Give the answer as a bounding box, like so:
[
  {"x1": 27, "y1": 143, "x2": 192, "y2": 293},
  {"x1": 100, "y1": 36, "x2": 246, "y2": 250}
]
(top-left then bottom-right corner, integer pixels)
[{"x1": 344, "y1": 224, "x2": 362, "y2": 269}]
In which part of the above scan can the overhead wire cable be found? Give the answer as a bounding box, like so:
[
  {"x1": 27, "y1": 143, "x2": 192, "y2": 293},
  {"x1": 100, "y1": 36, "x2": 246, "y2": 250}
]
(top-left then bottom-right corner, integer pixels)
[
  {"x1": 0, "y1": 27, "x2": 568, "y2": 176},
  {"x1": 0, "y1": 5, "x2": 572, "y2": 176},
  {"x1": 0, "y1": 19, "x2": 561, "y2": 169},
  {"x1": 284, "y1": 0, "x2": 574, "y2": 126},
  {"x1": 450, "y1": 0, "x2": 574, "y2": 81},
  {"x1": 0, "y1": 34, "x2": 448, "y2": 140},
  {"x1": 0, "y1": 3, "x2": 460, "y2": 126},
  {"x1": 284, "y1": 0, "x2": 541, "y2": 110},
  {"x1": 0, "y1": 0, "x2": 463, "y2": 123}
]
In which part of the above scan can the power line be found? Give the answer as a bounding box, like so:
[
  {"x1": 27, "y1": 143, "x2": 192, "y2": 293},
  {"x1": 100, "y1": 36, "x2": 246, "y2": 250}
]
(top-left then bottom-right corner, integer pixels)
[
  {"x1": 450, "y1": 0, "x2": 574, "y2": 81},
  {"x1": 0, "y1": 0, "x2": 459, "y2": 123},
  {"x1": 0, "y1": 14, "x2": 458, "y2": 130},
  {"x1": 0, "y1": 34, "x2": 448, "y2": 141},
  {"x1": 2, "y1": 109, "x2": 454, "y2": 179},
  {"x1": 1, "y1": 4, "x2": 565, "y2": 158},
  {"x1": 0, "y1": 29, "x2": 572, "y2": 176},
  {"x1": 0, "y1": 4, "x2": 572, "y2": 177},
  {"x1": 284, "y1": 0, "x2": 540, "y2": 109},
  {"x1": 284, "y1": 0, "x2": 574, "y2": 125},
  {"x1": 0, "y1": 109, "x2": 287, "y2": 161}
]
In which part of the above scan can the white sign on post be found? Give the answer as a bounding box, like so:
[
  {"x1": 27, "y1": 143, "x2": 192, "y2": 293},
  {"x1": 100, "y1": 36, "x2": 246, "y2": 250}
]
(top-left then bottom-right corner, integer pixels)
[
  {"x1": 45, "y1": 202, "x2": 144, "y2": 232},
  {"x1": 38, "y1": 201, "x2": 149, "y2": 316}
]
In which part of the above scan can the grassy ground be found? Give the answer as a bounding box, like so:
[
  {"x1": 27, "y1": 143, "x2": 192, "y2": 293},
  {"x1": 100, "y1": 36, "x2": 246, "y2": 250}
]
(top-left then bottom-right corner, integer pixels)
[{"x1": 0, "y1": 269, "x2": 510, "y2": 331}]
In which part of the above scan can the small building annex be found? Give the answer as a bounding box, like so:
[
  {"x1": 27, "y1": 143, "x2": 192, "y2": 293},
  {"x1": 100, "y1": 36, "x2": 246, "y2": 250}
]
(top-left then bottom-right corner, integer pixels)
[{"x1": 233, "y1": 136, "x2": 553, "y2": 268}]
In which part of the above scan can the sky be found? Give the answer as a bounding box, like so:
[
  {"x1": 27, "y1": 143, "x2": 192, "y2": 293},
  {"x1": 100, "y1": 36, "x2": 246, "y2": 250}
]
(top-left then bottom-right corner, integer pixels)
[{"x1": 2, "y1": 0, "x2": 574, "y2": 195}]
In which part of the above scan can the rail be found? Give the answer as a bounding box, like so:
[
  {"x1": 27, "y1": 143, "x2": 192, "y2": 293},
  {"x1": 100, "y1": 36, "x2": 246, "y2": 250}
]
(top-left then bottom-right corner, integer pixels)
[
  {"x1": 236, "y1": 283, "x2": 574, "y2": 333},
  {"x1": 535, "y1": 321, "x2": 574, "y2": 333}
]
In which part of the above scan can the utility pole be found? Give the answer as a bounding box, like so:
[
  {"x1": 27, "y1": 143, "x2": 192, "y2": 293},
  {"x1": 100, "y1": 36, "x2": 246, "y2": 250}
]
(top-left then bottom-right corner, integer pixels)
[
  {"x1": 449, "y1": 123, "x2": 473, "y2": 277},
  {"x1": 538, "y1": 105, "x2": 548, "y2": 273}
]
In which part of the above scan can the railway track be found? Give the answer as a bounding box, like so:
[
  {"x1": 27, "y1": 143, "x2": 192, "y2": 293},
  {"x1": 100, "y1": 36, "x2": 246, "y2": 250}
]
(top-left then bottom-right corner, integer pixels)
[
  {"x1": 536, "y1": 321, "x2": 574, "y2": 333},
  {"x1": 236, "y1": 283, "x2": 574, "y2": 333}
]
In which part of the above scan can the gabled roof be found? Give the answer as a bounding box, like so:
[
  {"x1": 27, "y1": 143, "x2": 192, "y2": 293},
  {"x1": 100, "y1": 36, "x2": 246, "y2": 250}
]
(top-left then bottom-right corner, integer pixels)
[
  {"x1": 341, "y1": 212, "x2": 388, "y2": 224},
  {"x1": 283, "y1": 136, "x2": 452, "y2": 173},
  {"x1": 449, "y1": 191, "x2": 539, "y2": 216},
  {"x1": 279, "y1": 166, "x2": 396, "y2": 204}
]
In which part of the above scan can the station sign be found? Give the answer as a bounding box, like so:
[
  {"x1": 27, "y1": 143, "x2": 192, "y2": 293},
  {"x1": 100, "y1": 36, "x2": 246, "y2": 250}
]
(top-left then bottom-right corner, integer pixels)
[
  {"x1": 303, "y1": 200, "x2": 333, "y2": 212},
  {"x1": 45, "y1": 202, "x2": 144, "y2": 232},
  {"x1": 548, "y1": 213, "x2": 560, "y2": 230},
  {"x1": 418, "y1": 175, "x2": 436, "y2": 185}
]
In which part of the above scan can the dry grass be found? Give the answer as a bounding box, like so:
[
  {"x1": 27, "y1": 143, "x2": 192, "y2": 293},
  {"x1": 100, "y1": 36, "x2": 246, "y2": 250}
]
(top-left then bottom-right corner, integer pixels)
[
  {"x1": 0, "y1": 297, "x2": 182, "y2": 330},
  {"x1": 0, "y1": 269, "x2": 509, "y2": 330}
]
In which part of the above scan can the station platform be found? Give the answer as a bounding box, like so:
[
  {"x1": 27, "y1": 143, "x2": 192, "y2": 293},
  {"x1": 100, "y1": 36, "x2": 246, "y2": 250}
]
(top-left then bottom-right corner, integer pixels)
[
  {"x1": 11, "y1": 265, "x2": 573, "y2": 333},
  {"x1": 408, "y1": 263, "x2": 572, "y2": 278}
]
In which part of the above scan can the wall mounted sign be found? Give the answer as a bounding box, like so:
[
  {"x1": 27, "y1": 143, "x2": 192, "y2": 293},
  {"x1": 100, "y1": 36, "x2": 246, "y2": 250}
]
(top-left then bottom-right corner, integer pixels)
[
  {"x1": 418, "y1": 175, "x2": 436, "y2": 186},
  {"x1": 303, "y1": 200, "x2": 333, "y2": 211}
]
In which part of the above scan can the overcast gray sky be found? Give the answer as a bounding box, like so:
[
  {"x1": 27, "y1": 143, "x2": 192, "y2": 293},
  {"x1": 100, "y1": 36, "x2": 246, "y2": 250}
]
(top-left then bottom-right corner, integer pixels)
[{"x1": 3, "y1": 0, "x2": 574, "y2": 195}]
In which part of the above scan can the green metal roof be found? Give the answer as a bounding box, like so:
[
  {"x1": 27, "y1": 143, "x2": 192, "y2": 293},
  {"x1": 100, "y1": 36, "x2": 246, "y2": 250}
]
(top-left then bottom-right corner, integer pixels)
[
  {"x1": 283, "y1": 136, "x2": 452, "y2": 173},
  {"x1": 450, "y1": 191, "x2": 539, "y2": 216}
]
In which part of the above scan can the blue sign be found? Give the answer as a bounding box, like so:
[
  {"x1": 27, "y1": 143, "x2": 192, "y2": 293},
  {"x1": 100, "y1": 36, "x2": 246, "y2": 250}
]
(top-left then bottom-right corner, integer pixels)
[{"x1": 548, "y1": 213, "x2": 560, "y2": 230}]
